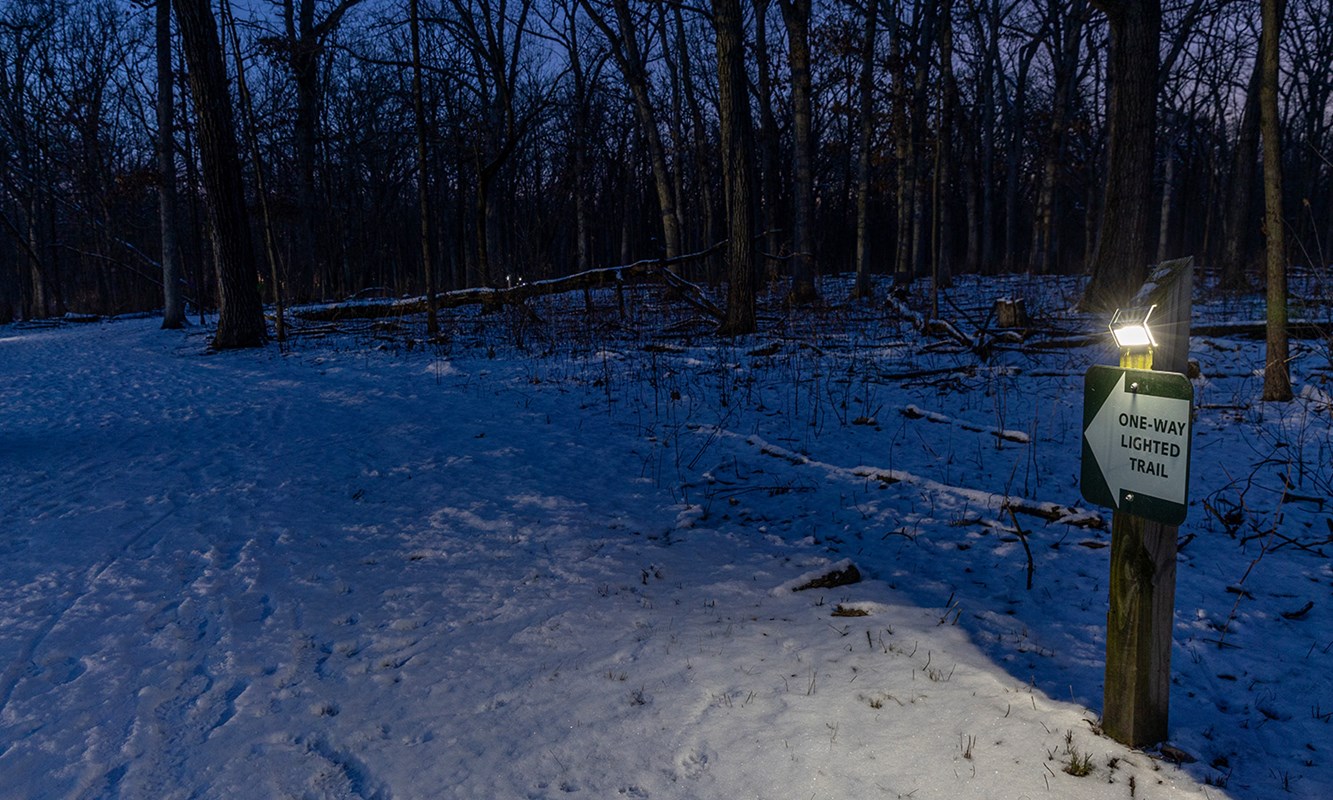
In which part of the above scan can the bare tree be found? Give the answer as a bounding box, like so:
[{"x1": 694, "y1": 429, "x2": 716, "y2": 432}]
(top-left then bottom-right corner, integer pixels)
[
  {"x1": 260, "y1": 0, "x2": 365, "y2": 295},
  {"x1": 580, "y1": 0, "x2": 682, "y2": 263}
]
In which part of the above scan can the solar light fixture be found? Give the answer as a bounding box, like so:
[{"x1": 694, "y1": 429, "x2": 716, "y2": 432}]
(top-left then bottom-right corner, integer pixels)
[{"x1": 1109, "y1": 305, "x2": 1157, "y2": 350}]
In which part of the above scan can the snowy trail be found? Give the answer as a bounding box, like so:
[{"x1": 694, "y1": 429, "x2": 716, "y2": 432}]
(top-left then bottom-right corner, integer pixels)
[
  {"x1": 1, "y1": 321, "x2": 698, "y2": 798},
  {"x1": 0, "y1": 318, "x2": 1257, "y2": 799}
]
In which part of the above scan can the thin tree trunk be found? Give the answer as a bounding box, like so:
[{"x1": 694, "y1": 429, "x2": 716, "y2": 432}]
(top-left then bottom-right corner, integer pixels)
[
  {"x1": 757, "y1": 0, "x2": 783, "y2": 284},
  {"x1": 157, "y1": 0, "x2": 185, "y2": 328},
  {"x1": 581, "y1": 0, "x2": 682, "y2": 262},
  {"x1": 779, "y1": 0, "x2": 818, "y2": 302},
  {"x1": 1260, "y1": 0, "x2": 1290, "y2": 401},
  {"x1": 675, "y1": 7, "x2": 718, "y2": 281},
  {"x1": 963, "y1": 109, "x2": 981, "y2": 273},
  {"x1": 288, "y1": 0, "x2": 323, "y2": 296},
  {"x1": 410, "y1": 0, "x2": 439, "y2": 333},
  {"x1": 1003, "y1": 42, "x2": 1036, "y2": 273},
  {"x1": 909, "y1": 1, "x2": 938, "y2": 281},
  {"x1": 659, "y1": 5, "x2": 686, "y2": 253},
  {"x1": 567, "y1": 9, "x2": 591, "y2": 275},
  {"x1": 853, "y1": 0, "x2": 879, "y2": 300},
  {"x1": 176, "y1": 44, "x2": 208, "y2": 321},
  {"x1": 754, "y1": 0, "x2": 783, "y2": 283},
  {"x1": 976, "y1": 1, "x2": 1000, "y2": 273},
  {"x1": 1220, "y1": 57, "x2": 1263, "y2": 289},
  {"x1": 1156, "y1": 147, "x2": 1174, "y2": 263},
  {"x1": 889, "y1": 14, "x2": 912, "y2": 282},
  {"x1": 934, "y1": 0, "x2": 956, "y2": 293}
]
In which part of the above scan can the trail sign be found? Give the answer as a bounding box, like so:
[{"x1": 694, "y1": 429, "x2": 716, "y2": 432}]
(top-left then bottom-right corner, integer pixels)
[{"x1": 1081, "y1": 365, "x2": 1193, "y2": 525}]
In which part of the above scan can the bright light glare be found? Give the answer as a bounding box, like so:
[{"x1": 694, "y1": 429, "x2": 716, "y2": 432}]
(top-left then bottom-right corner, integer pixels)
[
  {"x1": 1110, "y1": 324, "x2": 1154, "y2": 348},
  {"x1": 1109, "y1": 305, "x2": 1157, "y2": 350}
]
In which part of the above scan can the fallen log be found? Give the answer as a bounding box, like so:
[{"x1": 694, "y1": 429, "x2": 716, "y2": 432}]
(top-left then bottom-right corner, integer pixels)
[{"x1": 290, "y1": 243, "x2": 727, "y2": 323}]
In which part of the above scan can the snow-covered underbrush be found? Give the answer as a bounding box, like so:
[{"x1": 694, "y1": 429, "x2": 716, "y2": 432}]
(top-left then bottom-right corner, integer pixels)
[{"x1": 1, "y1": 272, "x2": 1328, "y2": 799}]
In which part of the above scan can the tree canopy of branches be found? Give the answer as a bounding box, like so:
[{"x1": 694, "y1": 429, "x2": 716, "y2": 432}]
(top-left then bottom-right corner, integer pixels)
[{"x1": 0, "y1": 0, "x2": 1328, "y2": 329}]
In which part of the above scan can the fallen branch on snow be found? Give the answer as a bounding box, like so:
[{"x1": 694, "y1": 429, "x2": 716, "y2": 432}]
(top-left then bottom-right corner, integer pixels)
[
  {"x1": 714, "y1": 428, "x2": 1104, "y2": 530},
  {"x1": 290, "y1": 243, "x2": 727, "y2": 323}
]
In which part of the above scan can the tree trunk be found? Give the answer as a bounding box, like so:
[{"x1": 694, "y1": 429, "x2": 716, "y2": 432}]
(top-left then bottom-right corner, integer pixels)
[
  {"x1": 658, "y1": 5, "x2": 686, "y2": 254},
  {"x1": 852, "y1": 0, "x2": 879, "y2": 300},
  {"x1": 975, "y1": 1, "x2": 1001, "y2": 274},
  {"x1": 1260, "y1": 0, "x2": 1291, "y2": 401},
  {"x1": 410, "y1": 0, "x2": 439, "y2": 333},
  {"x1": 888, "y1": 14, "x2": 912, "y2": 282},
  {"x1": 934, "y1": 0, "x2": 956, "y2": 293},
  {"x1": 1219, "y1": 57, "x2": 1263, "y2": 290},
  {"x1": 1082, "y1": 0, "x2": 1160, "y2": 311},
  {"x1": 675, "y1": 7, "x2": 718, "y2": 281},
  {"x1": 280, "y1": 0, "x2": 363, "y2": 296},
  {"x1": 1004, "y1": 41, "x2": 1036, "y2": 273},
  {"x1": 581, "y1": 0, "x2": 681, "y2": 262},
  {"x1": 221, "y1": 0, "x2": 286, "y2": 343},
  {"x1": 779, "y1": 0, "x2": 818, "y2": 302},
  {"x1": 753, "y1": 0, "x2": 783, "y2": 284},
  {"x1": 287, "y1": 0, "x2": 323, "y2": 296},
  {"x1": 714, "y1": 0, "x2": 756, "y2": 334},
  {"x1": 173, "y1": 0, "x2": 266, "y2": 348},
  {"x1": 567, "y1": 8, "x2": 591, "y2": 275},
  {"x1": 909, "y1": 1, "x2": 938, "y2": 281},
  {"x1": 1156, "y1": 147, "x2": 1174, "y2": 263},
  {"x1": 157, "y1": 0, "x2": 185, "y2": 328}
]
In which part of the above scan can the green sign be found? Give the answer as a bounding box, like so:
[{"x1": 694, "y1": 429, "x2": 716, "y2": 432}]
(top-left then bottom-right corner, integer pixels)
[{"x1": 1081, "y1": 365, "x2": 1193, "y2": 525}]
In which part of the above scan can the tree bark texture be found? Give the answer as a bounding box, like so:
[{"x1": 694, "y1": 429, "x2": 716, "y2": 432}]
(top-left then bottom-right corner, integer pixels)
[
  {"x1": 173, "y1": 0, "x2": 267, "y2": 348},
  {"x1": 1260, "y1": 0, "x2": 1291, "y2": 401},
  {"x1": 713, "y1": 0, "x2": 756, "y2": 334},
  {"x1": 1083, "y1": 0, "x2": 1160, "y2": 311}
]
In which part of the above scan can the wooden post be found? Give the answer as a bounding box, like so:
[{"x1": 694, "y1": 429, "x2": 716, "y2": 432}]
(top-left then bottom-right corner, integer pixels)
[{"x1": 1103, "y1": 256, "x2": 1192, "y2": 747}]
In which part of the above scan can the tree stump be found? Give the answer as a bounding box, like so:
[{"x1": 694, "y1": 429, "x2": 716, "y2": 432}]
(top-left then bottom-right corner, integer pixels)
[{"x1": 994, "y1": 298, "x2": 1029, "y2": 329}]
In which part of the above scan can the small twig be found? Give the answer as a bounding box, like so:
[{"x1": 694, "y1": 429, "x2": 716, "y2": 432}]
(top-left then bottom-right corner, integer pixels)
[{"x1": 1008, "y1": 507, "x2": 1036, "y2": 590}]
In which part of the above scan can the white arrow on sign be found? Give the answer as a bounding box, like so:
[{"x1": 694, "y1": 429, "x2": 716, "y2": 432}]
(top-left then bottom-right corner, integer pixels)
[{"x1": 1084, "y1": 371, "x2": 1191, "y2": 508}]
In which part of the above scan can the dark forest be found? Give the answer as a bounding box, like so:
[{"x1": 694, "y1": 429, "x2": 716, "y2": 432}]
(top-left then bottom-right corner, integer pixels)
[{"x1": 1, "y1": 0, "x2": 1329, "y2": 334}]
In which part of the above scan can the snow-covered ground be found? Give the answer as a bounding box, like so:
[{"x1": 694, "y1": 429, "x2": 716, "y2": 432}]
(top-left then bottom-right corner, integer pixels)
[{"x1": 2, "y1": 275, "x2": 1330, "y2": 800}]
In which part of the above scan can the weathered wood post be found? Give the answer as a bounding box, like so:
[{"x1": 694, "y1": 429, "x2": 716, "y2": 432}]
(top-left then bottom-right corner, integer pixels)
[{"x1": 1103, "y1": 256, "x2": 1193, "y2": 747}]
